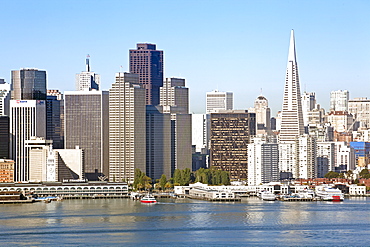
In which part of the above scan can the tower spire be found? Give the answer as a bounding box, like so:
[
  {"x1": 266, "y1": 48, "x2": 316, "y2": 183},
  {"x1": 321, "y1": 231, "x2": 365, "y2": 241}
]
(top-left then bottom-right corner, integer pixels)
[
  {"x1": 288, "y1": 29, "x2": 296, "y2": 63},
  {"x1": 86, "y1": 54, "x2": 90, "y2": 72}
]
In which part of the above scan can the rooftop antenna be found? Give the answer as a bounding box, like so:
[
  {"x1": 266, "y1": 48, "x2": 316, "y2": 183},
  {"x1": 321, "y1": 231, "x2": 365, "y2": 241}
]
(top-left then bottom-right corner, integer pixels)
[
  {"x1": 260, "y1": 88, "x2": 263, "y2": 95},
  {"x1": 86, "y1": 54, "x2": 90, "y2": 72}
]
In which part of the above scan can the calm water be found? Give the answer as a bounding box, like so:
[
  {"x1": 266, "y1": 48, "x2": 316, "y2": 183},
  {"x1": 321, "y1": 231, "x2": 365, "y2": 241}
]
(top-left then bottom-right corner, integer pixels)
[{"x1": 0, "y1": 197, "x2": 369, "y2": 246}]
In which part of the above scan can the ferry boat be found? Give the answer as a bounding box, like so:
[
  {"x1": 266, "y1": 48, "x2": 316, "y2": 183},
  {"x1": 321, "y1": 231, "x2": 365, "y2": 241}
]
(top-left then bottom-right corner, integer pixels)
[
  {"x1": 258, "y1": 191, "x2": 276, "y2": 201},
  {"x1": 315, "y1": 187, "x2": 344, "y2": 201},
  {"x1": 140, "y1": 194, "x2": 157, "y2": 204}
]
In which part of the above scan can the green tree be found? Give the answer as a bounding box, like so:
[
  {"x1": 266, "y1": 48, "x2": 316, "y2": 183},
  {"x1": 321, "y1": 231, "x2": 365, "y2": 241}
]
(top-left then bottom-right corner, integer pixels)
[
  {"x1": 133, "y1": 169, "x2": 145, "y2": 190},
  {"x1": 338, "y1": 173, "x2": 345, "y2": 179},
  {"x1": 221, "y1": 171, "x2": 230, "y2": 185},
  {"x1": 181, "y1": 168, "x2": 192, "y2": 186},
  {"x1": 359, "y1": 169, "x2": 370, "y2": 179},
  {"x1": 159, "y1": 174, "x2": 167, "y2": 190},
  {"x1": 324, "y1": 171, "x2": 339, "y2": 179},
  {"x1": 173, "y1": 169, "x2": 182, "y2": 185}
]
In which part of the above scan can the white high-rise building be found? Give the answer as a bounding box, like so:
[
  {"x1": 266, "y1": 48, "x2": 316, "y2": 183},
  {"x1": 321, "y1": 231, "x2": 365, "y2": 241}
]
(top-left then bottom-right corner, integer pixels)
[
  {"x1": 296, "y1": 135, "x2": 317, "y2": 179},
  {"x1": 75, "y1": 56, "x2": 100, "y2": 91},
  {"x1": 301, "y1": 92, "x2": 316, "y2": 126},
  {"x1": 10, "y1": 100, "x2": 46, "y2": 181},
  {"x1": 348, "y1": 97, "x2": 370, "y2": 129},
  {"x1": 192, "y1": 114, "x2": 210, "y2": 153},
  {"x1": 160, "y1": 78, "x2": 188, "y2": 114},
  {"x1": 334, "y1": 142, "x2": 355, "y2": 171},
  {"x1": 249, "y1": 95, "x2": 271, "y2": 135},
  {"x1": 330, "y1": 90, "x2": 349, "y2": 112},
  {"x1": 279, "y1": 30, "x2": 305, "y2": 179},
  {"x1": 206, "y1": 90, "x2": 233, "y2": 113},
  {"x1": 248, "y1": 138, "x2": 279, "y2": 186},
  {"x1": 109, "y1": 72, "x2": 146, "y2": 183},
  {"x1": 279, "y1": 30, "x2": 304, "y2": 143},
  {"x1": 316, "y1": 142, "x2": 335, "y2": 177}
]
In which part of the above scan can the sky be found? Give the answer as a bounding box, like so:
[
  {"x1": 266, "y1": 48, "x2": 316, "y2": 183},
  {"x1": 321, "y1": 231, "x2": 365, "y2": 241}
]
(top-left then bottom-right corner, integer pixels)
[{"x1": 0, "y1": 0, "x2": 369, "y2": 115}]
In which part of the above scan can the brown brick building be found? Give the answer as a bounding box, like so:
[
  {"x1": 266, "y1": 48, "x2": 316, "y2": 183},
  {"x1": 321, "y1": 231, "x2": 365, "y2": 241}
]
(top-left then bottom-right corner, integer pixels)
[
  {"x1": 210, "y1": 110, "x2": 255, "y2": 180},
  {"x1": 0, "y1": 159, "x2": 14, "y2": 183}
]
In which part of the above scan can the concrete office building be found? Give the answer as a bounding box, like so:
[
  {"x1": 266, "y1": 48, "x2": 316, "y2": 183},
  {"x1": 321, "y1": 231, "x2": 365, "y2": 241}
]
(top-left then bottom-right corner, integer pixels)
[
  {"x1": 335, "y1": 142, "x2": 355, "y2": 172},
  {"x1": 348, "y1": 97, "x2": 370, "y2": 129},
  {"x1": 109, "y1": 72, "x2": 146, "y2": 183},
  {"x1": 296, "y1": 135, "x2": 317, "y2": 179},
  {"x1": 0, "y1": 79, "x2": 10, "y2": 116},
  {"x1": 47, "y1": 90, "x2": 64, "y2": 149},
  {"x1": 316, "y1": 142, "x2": 335, "y2": 177},
  {"x1": 326, "y1": 111, "x2": 354, "y2": 133},
  {"x1": 301, "y1": 92, "x2": 316, "y2": 126},
  {"x1": 160, "y1": 78, "x2": 188, "y2": 114},
  {"x1": 249, "y1": 95, "x2": 271, "y2": 135},
  {"x1": 206, "y1": 90, "x2": 233, "y2": 113},
  {"x1": 330, "y1": 90, "x2": 349, "y2": 112},
  {"x1": 129, "y1": 43, "x2": 163, "y2": 105},
  {"x1": 146, "y1": 105, "x2": 171, "y2": 179},
  {"x1": 64, "y1": 90, "x2": 109, "y2": 180},
  {"x1": 210, "y1": 110, "x2": 256, "y2": 180},
  {"x1": 160, "y1": 77, "x2": 192, "y2": 175},
  {"x1": 247, "y1": 138, "x2": 279, "y2": 186},
  {"x1": 75, "y1": 56, "x2": 100, "y2": 91},
  {"x1": 192, "y1": 114, "x2": 210, "y2": 154},
  {"x1": 10, "y1": 100, "x2": 46, "y2": 181},
  {"x1": 11, "y1": 69, "x2": 47, "y2": 100}
]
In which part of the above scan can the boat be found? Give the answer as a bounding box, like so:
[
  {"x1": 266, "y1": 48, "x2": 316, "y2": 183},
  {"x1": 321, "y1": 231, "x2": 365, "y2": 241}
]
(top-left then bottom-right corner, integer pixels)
[
  {"x1": 258, "y1": 191, "x2": 276, "y2": 201},
  {"x1": 315, "y1": 187, "x2": 344, "y2": 201},
  {"x1": 140, "y1": 194, "x2": 157, "y2": 203}
]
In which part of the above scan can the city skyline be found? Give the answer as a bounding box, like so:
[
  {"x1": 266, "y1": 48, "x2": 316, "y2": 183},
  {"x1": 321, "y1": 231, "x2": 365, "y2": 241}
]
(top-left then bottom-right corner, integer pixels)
[{"x1": 0, "y1": 1, "x2": 369, "y2": 115}]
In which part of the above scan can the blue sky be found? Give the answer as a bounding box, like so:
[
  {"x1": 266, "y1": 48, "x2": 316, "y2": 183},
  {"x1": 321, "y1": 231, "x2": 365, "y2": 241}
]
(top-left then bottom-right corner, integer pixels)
[{"x1": 0, "y1": 0, "x2": 369, "y2": 115}]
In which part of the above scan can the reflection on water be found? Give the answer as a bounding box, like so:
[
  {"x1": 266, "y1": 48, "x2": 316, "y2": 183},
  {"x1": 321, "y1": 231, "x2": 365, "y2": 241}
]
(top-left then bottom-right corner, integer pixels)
[{"x1": 0, "y1": 197, "x2": 369, "y2": 246}]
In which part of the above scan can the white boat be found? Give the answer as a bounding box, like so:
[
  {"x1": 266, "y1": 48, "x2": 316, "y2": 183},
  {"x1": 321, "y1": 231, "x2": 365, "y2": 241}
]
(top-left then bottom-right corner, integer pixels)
[
  {"x1": 258, "y1": 191, "x2": 276, "y2": 201},
  {"x1": 315, "y1": 187, "x2": 344, "y2": 201},
  {"x1": 140, "y1": 194, "x2": 157, "y2": 204}
]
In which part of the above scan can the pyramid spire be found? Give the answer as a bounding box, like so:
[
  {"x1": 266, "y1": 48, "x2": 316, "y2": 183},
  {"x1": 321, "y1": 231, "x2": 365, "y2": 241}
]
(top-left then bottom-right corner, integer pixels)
[
  {"x1": 279, "y1": 30, "x2": 304, "y2": 143},
  {"x1": 288, "y1": 29, "x2": 296, "y2": 63}
]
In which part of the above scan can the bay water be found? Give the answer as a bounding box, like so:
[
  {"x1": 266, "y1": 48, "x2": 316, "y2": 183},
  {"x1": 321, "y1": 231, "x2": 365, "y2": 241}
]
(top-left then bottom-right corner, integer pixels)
[{"x1": 0, "y1": 197, "x2": 369, "y2": 246}]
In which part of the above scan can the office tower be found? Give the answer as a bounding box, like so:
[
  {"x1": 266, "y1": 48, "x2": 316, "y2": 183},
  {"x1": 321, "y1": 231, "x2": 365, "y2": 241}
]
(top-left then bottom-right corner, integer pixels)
[
  {"x1": 296, "y1": 135, "x2": 317, "y2": 179},
  {"x1": 129, "y1": 43, "x2": 163, "y2": 105},
  {"x1": 11, "y1": 69, "x2": 47, "y2": 100},
  {"x1": 206, "y1": 90, "x2": 233, "y2": 113},
  {"x1": 348, "y1": 97, "x2": 370, "y2": 129},
  {"x1": 330, "y1": 90, "x2": 349, "y2": 112},
  {"x1": 0, "y1": 79, "x2": 10, "y2": 116},
  {"x1": 75, "y1": 56, "x2": 100, "y2": 91},
  {"x1": 301, "y1": 92, "x2": 316, "y2": 126},
  {"x1": 160, "y1": 78, "x2": 188, "y2": 114},
  {"x1": 192, "y1": 114, "x2": 210, "y2": 154},
  {"x1": 10, "y1": 100, "x2": 46, "y2": 181},
  {"x1": 146, "y1": 105, "x2": 171, "y2": 180},
  {"x1": 159, "y1": 77, "x2": 192, "y2": 174},
  {"x1": 316, "y1": 142, "x2": 335, "y2": 177},
  {"x1": 247, "y1": 138, "x2": 279, "y2": 186},
  {"x1": 109, "y1": 72, "x2": 146, "y2": 183},
  {"x1": 0, "y1": 116, "x2": 10, "y2": 158},
  {"x1": 249, "y1": 95, "x2": 271, "y2": 135},
  {"x1": 210, "y1": 110, "x2": 256, "y2": 180},
  {"x1": 280, "y1": 30, "x2": 304, "y2": 143},
  {"x1": 47, "y1": 90, "x2": 64, "y2": 149},
  {"x1": 308, "y1": 123, "x2": 334, "y2": 142},
  {"x1": 64, "y1": 90, "x2": 109, "y2": 180},
  {"x1": 27, "y1": 137, "x2": 53, "y2": 182}
]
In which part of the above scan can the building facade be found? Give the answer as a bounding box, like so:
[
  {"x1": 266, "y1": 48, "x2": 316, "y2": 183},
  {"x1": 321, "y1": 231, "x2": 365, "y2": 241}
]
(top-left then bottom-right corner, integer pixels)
[
  {"x1": 11, "y1": 69, "x2": 47, "y2": 100},
  {"x1": 0, "y1": 159, "x2": 14, "y2": 183},
  {"x1": 64, "y1": 90, "x2": 109, "y2": 180},
  {"x1": 46, "y1": 90, "x2": 64, "y2": 149},
  {"x1": 348, "y1": 97, "x2": 370, "y2": 129},
  {"x1": 0, "y1": 79, "x2": 10, "y2": 116},
  {"x1": 330, "y1": 90, "x2": 349, "y2": 112},
  {"x1": 210, "y1": 110, "x2": 256, "y2": 180},
  {"x1": 160, "y1": 78, "x2": 188, "y2": 114},
  {"x1": 129, "y1": 43, "x2": 163, "y2": 106},
  {"x1": 109, "y1": 72, "x2": 146, "y2": 183},
  {"x1": 75, "y1": 56, "x2": 100, "y2": 91},
  {"x1": 249, "y1": 95, "x2": 271, "y2": 135},
  {"x1": 206, "y1": 90, "x2": 233, "y2": 113},
  {"x1": 192, "y1": 113, "x2": 210, "y2": 154}
]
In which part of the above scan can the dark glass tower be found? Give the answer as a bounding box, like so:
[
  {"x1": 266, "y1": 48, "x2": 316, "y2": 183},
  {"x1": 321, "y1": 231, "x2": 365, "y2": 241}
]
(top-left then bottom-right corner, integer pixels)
[
  {"x1": 129, "y1": 43, "x2": 163, "y2": 105},
  {"x1": 11, "y1": 69, "x2": 47, "y2": 100}
]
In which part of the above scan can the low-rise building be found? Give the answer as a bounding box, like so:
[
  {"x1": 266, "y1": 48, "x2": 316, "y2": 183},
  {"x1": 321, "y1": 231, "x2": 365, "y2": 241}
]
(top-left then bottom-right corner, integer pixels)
[{"x1": 0, "y1": 159, "x2": 14, "y2": 183}]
